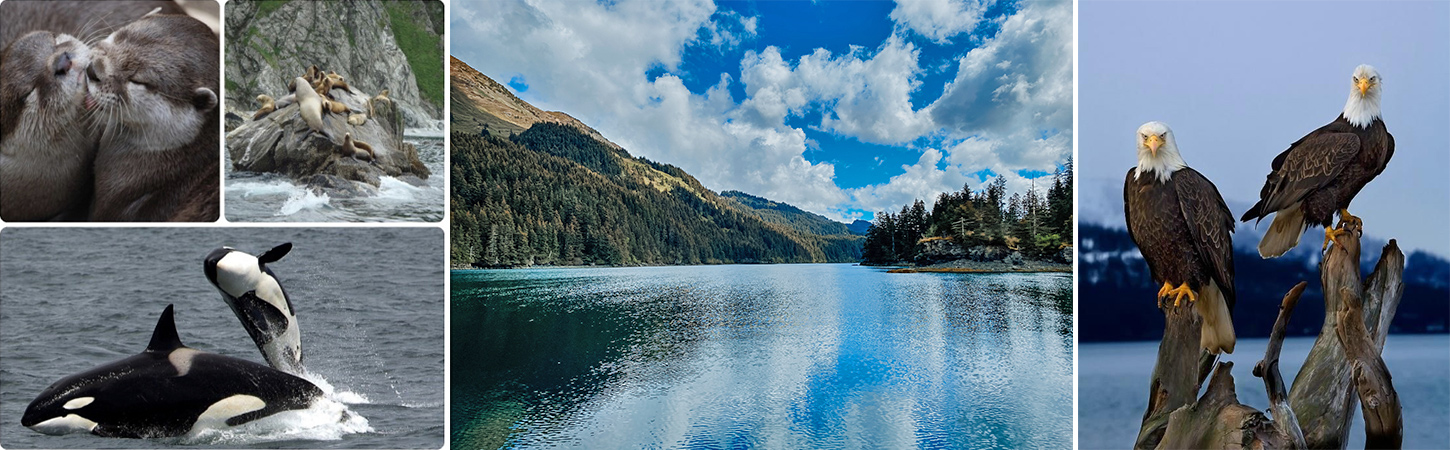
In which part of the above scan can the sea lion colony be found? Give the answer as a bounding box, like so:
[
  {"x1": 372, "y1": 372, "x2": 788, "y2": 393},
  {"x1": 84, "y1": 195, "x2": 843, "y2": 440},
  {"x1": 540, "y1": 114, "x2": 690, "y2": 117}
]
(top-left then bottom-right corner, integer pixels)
[
  {"x1": 252, "y1": 64, "x2": 387, "y2": 163},
  {"x1": 0, "y1": 2, "x2": 217, "y2": 222}
]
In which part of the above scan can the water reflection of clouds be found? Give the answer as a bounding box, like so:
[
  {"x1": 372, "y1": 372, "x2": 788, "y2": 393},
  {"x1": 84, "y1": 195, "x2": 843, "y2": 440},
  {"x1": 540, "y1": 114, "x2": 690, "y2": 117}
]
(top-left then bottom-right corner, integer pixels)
[{"x1": 464, "y1": 265, "x2": 1072, "y2": 448}]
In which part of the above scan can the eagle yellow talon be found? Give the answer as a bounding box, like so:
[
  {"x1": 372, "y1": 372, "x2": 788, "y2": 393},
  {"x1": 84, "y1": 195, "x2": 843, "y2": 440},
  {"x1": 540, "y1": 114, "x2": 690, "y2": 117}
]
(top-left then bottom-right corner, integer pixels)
[
  {"x1": 1157, "y1": 282, "x2": 1197, "y2": 308},
  {"x1": 1337, "y1": 208, "x2": 1362, "y2": 229},
  {"x1": 1323, "y1": 226, "x2": 1349, "y2": 251},
  {"x1": 1170, "y1": 283, "x2": 1197, "y2": 307}
]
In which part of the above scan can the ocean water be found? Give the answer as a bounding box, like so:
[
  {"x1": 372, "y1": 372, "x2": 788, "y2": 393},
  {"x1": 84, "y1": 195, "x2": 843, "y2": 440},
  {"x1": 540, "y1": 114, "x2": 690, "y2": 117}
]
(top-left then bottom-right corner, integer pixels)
[
  {"x1": 225, "y1": 131, "x2": 445, "y2": 222},
  {"x1": 0, "y1": 228, "x2": 445, "y2": 449},
  {"x1": 1079, "y1": 335, "x2": 1450, "y2": 449},
  {"x1": 451, "y1": 264, "x2": 1074, "y2": 449}
]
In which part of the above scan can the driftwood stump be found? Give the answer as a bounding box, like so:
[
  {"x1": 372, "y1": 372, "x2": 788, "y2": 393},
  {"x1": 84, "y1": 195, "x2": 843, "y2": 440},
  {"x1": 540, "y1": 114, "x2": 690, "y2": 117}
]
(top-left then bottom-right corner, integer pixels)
[{"x1": 1140, "y1": 220, "x2": 1405, "y2": 449}]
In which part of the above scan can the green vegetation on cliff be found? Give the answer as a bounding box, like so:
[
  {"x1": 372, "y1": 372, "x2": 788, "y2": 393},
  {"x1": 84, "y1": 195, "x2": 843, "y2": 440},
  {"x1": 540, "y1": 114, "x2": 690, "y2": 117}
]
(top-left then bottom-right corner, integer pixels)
[
  {"x1": 384, "y1": 1, "x2": 444, "y2": 110},
  {"x1": 450, "y1": 122, "x2": 862, "y2": 267}
]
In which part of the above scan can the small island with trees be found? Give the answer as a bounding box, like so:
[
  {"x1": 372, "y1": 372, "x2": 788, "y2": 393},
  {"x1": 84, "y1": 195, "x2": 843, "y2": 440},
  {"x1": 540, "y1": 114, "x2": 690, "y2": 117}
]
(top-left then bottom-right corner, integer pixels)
[{"x1": 860, "y1": 162, "x2": 1073, "y2": 273}]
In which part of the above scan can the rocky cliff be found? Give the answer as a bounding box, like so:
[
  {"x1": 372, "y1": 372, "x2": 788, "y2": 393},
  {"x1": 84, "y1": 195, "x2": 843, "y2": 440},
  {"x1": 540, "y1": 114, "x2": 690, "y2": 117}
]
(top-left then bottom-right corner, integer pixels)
[
  {"x1": 226, "y1": 83, "x2": 429, "y2": 196},
  {"x1": 450, "y1": 56, "x2": 619, "y2": 149},
  {"x1": 225, "y1": 0, "x2": 443, "y2": 127}
]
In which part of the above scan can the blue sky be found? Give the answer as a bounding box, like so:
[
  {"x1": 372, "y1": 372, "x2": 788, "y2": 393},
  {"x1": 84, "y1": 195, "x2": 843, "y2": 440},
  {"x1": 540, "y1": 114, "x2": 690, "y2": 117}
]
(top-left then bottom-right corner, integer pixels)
[
  {"x1": 452, "y1": 0, "x2": 1072, "y2": 222},
  {"x1": 1079, "y1": 1, "x2": 1450, "y2": 257}
]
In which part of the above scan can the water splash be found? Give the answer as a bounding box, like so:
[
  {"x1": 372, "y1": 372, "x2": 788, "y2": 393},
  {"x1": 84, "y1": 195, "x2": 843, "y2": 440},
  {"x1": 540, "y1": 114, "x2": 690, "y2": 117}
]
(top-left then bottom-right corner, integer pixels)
[
  {"x1": 177, "y1": 371, "x2": 374, "y2": 445},
  {"x1": 278, "y1": 190, "x2": 331, "y2": 216}
]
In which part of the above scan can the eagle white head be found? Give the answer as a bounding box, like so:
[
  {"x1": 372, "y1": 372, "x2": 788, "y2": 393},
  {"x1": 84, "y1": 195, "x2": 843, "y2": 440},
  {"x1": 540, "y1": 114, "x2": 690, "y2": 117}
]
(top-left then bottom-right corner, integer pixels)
[
  {"x1": 1134, "y1": 121, "x2": 1187, "y2": 183},
  {"x1": 1343, "y1": 64, "x2": 1382, "y2": 128}
]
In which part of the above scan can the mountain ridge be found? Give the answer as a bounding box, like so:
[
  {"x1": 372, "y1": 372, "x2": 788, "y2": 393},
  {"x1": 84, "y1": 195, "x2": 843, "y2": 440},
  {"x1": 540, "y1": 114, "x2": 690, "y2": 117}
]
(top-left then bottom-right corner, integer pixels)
[
  {"x1": 449, "y1": 57, "x2": 862, "y2": 267},
  {"x1": 449, "y1": 56, "x2": 620, "y2": 150}
]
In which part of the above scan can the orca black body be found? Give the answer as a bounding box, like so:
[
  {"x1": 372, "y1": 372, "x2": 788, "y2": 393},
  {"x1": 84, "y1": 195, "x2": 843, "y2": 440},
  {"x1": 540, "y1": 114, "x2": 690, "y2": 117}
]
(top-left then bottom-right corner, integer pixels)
[
  {"x1": 22, "y1": 305, "x2": 322, "y2": 438},
  {"x1": 203, "y1": 243, "x2": 304, "y2": 374}
]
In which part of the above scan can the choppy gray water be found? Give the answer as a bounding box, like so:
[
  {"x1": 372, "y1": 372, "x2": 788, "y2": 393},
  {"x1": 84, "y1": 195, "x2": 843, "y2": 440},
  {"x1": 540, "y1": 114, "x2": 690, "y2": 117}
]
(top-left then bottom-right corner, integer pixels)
[
  {"x1": 1079, "y1": 336, "x2": 1450, "y2": 449},
  {"x1": 0, "y1": 228, "x2": 444, "y2": 448},
  {"x1": 452, "y1": 264, "x2": 1073, "y2": 449},
  {"x1": 225, "y1": 133, "x2": 444, "y2": 222}
]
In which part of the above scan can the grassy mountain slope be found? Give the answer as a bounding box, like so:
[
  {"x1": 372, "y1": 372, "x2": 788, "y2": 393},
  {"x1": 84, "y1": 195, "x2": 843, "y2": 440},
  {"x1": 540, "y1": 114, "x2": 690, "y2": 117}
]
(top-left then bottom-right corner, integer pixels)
[{"x1": 449, "y1": 57, "x2": 860, "y2": 267}]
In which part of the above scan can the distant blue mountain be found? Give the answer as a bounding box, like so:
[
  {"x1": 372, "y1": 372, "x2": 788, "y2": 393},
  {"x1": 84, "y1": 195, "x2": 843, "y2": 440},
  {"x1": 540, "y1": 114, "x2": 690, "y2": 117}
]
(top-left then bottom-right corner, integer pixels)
[
  {"x1": 847, "y1": 219, "x2": 873, "y2": 235},
  {"x1": 1079, "y1": 222, "x2": 1449, "y2": 342}
]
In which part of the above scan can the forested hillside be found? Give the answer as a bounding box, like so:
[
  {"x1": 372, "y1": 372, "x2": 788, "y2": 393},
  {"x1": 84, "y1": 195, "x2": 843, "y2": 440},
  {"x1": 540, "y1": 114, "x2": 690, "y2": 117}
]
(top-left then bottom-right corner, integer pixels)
[
  {"x1": 862, "y1": 162, "x2": 1073, "y2": 264},
  {"x1": 450, "y1": 122, "x2": 861, "y2": 267},
  {"x1": 1079, "y1": 222, "x2": 1450, "y2": 341}
]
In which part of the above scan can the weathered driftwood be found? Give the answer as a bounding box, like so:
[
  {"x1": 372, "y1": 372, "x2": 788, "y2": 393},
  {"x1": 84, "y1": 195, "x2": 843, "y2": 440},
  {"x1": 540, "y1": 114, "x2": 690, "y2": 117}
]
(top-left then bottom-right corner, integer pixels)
[
  {"x1": 1135, "y1": 303, "x2": 1212, "y2": 449},
  {"x1": 1254, "y1": 282, "x2": 1309, "y2": 449},
  {"x1": 1288, "y1": 221, "x2": 1404, "y2": 449},
  {"x1": 1157, "y1": 361, "x2": 1295, "y2": 449},
  {"x1": 1335, "y1": 284, "x2": 1403, "y2": 449},
  {"x1": 1141, "y1": 220, "x2": 1405, "y2": 449},
  {"x1": 1151, "y1": 284, "x2": 1310, "y2": 449}
]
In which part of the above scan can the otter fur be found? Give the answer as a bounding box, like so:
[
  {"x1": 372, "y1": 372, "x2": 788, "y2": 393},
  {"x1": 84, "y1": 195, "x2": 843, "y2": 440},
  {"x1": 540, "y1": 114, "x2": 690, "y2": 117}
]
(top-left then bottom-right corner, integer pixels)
[
  {"x1": 85, "y1": 14, "x2": 219, "y2": 221},
  {"x1": 0, "y1": 31, "x2": 96, "y2": 221}
]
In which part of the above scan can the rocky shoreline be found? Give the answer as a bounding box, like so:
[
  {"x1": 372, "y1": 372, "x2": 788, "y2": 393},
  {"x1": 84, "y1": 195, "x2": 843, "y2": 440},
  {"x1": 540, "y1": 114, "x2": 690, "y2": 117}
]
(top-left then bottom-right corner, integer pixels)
[
  {"x1": 883, "y1": 259, "x2": 1071, "y2": 274},
  {"x1": 870, "y1": 237, "x2": 1073, "y2": 274}
]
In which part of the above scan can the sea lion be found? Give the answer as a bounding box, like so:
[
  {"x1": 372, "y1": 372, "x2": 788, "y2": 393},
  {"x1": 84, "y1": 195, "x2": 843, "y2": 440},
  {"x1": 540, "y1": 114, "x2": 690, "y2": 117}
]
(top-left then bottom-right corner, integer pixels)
[
  {"x1": 324, "y1": 98, "x2": 349, "y2": 114},
  {"x1": 85, "y1": 14, "x2": 219, "y2": 221},
  {"x1": 325, "y1": 72, "x2": 351, "y2": 93},
  {"x1": 341, "y1": 133, "x2": 375, "y2": 162},
  {"x1": 292, "y1": 76, "x2": 325, "y2": 132},
  {"x1": 252, "y1": 94, "x2": 275, "y2": 120},
  {"x1": 0, "y1": 31, "x2": 96, "y2": 221},
  {"x1": 273, "y1": 93, "x2": 296, "y2": 109},
  {"x1": 368, "y1": 89, "x2": 390, "y2": 118},
  {"x1": 313, "y1": 76, "x2": 331, "y2": 96},
  {"x1": 347, "y1": 114, "x2": 366, "y2": 126}
]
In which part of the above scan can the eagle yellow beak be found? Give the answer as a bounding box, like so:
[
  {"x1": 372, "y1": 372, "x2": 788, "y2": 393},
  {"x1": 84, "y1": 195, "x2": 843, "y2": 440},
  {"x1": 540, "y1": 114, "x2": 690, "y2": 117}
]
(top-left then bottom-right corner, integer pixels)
[
  {"x1": 1356, "y1": 78, "x2": 1372, "y2": 96},
  {"x1": 1145, "y1": 134, "x2": 1163, "y2": 155}
]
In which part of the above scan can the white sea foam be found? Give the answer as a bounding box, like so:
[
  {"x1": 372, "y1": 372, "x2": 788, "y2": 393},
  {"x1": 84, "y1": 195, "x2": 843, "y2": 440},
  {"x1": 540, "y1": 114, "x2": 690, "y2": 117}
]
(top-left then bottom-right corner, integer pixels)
[
  {"x1": 178, "y1": 395, "x2": 371, "y2": 445},
  {"x1": 278, "y1": 190, "x2": 330, "y2": 216},
  {"x1": 375, "y1": 176, "x2": 426, "y2": 202},
  {"x1": 226, "y1": 178, "x2": 300, "y2": 198}
]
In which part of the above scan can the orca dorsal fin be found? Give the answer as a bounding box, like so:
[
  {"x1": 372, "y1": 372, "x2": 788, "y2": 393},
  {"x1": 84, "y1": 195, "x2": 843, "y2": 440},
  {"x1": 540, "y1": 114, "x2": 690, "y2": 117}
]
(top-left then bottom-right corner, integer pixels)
[
  {"x1": 259, "y1": 243, "x2": 292, "y2": 267},
  {"x1": 146, "y1": 304, "x2": 186, "y2": 352}
]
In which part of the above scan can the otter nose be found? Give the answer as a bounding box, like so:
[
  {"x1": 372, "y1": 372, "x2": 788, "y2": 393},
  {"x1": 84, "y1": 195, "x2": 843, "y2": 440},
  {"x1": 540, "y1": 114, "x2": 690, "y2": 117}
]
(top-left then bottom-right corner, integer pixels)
[
  {"x1": 53, "y1": 52, "x2": 72, "y2": 75},
  {"x1": 86, "y1": 63, "x2": 99, "y2": 82}
]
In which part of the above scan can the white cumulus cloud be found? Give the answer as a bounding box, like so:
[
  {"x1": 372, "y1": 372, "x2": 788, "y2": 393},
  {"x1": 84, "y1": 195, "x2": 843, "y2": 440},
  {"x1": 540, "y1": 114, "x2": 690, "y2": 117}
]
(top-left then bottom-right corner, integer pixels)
[{"x1": 452, "y1": 0, "x2": 1071, "y2": 223}]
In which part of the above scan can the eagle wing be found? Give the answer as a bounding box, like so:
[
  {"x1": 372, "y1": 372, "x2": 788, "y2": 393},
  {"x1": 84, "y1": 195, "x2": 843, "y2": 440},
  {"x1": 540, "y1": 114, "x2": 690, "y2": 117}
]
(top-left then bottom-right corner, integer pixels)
[
  {"x1": 1123, "y1": 168, "x2": 1160, "y2": 283},
  {"x1": 1242, "y1": 132, "x2": 1360, "y2": 221},
  {"x1": 1173, "y1": 168, "x2": 1236, "y2": 310},
  {"x1": 1376, "y1": 131, "x2": 1395, "y2": 176}
]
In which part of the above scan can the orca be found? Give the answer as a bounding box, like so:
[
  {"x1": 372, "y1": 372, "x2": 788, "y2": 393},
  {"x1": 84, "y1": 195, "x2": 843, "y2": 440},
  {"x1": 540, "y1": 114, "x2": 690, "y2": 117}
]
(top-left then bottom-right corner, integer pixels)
[
  {"x1": 203, "y1": 243, "x2": 304, "y2": 375},
  {"x1": 22, "y1": 305, "x2": 323, "y2": 438}
]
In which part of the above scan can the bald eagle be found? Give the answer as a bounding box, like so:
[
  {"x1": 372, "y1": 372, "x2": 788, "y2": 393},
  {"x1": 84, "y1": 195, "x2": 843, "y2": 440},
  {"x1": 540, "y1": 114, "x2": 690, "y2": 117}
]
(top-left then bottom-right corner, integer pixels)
[
  {"x1": 1125, "y1": 122, "x2": 1237, "y2": 354},
  {"x1": 1241, "y1": 65, "x2": 1395, "y2": 257}
]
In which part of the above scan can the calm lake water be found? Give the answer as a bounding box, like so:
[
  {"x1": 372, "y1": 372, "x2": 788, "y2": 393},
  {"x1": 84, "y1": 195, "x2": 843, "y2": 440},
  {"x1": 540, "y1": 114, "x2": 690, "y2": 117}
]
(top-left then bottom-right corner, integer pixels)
[
  {"x1": 1079, "y1": 335, "x2": 1450, "y2": 449},
  {"x1": 451, "y1": 264, "x2": 1073, "y2": 449},
  {"x1": 0, "y1": 228, "x2": 445, "y2": 448},
  {"x1": 225, "y1": 132, "x2": 444, "y2": 222}
]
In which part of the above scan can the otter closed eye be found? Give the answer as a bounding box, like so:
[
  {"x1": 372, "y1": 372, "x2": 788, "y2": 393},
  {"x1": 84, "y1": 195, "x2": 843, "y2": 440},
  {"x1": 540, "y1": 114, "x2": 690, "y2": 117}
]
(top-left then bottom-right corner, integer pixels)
[
  {"x1": 0, "y1": 31, "x2": 97, "y2": 221},
  {"x1": 85, "y1": 13, "x2": 219, "y2": 222}
]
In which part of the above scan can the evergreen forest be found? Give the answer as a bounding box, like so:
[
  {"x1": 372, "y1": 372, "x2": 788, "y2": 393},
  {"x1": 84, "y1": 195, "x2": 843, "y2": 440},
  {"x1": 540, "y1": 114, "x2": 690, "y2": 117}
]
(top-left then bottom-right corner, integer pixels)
[
  {"x1": 861, "y1": 162, "x2": 1074, "y2": 264},
  {"x1": 450, "y1": 122, "x2": 863, "y2": 267}
]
